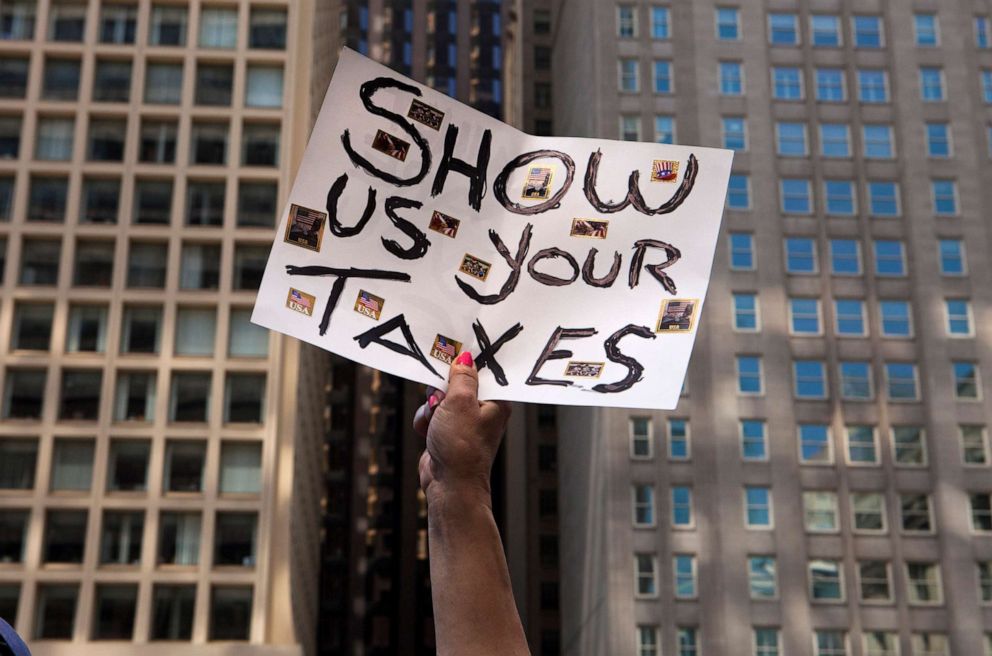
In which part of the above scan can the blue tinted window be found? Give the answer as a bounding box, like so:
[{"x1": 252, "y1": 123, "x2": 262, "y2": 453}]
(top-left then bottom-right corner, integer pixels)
[
  {"x1": 668, "y1": 419, "x2": 689, "y2": 459},
  {"x1": 653, "y1": 60, "x2": 672, "y2": 93},
  {"x1": 830, "y1": 239, "x2": 861, "y2": 275},
  {"x1": 772, "y1": 67, "x2": 802, "y2": 99},
  {"x1": 946, "y1": 299, "x2": 972, "y2": 335},
  {"x1": 655, "y1": 116, "x2": 675, "y2": 144},
  {"x1": 867, "y1": 181, "x2": 899, "y2": 216},
  {"x1": 863, "y1": 124, "x2": 894, "y2": 158},
  {"x1": 886, "y1": 363, "x2": 919, "y2": 400},
  {"x1": 839, "y1": 361, "x2": 872, "y2": 399},
  {"x1": 781, "y1": 179, "x2": 811, "y2": 214},
  {"x1": 729, "y1": 233, "x2": 754, "y2": 269},
  {"x1": 785, "y1": 237, "x2": 816, "y2": 273},
  {"x1": 741, "y1": 420, "x2": 766, "y2": 460},
  {"x1": 720, "y1": 62, "x2": 743, "y2": 95},
  {"x1": 953, "y1": 361, "x2": 979, "y2": 399},
  {"x1": 733, "y1": 293, "x2": 758, "y2": 331},
  {"x1": 799, "y1": 424, "x2": 831, "y2": 462},
  {"x1": 879, "y1": 300, "x2": 911, "y2": 337},
  {"x1": 769, "y1": 13, "x2": 797, "y2": 45},
  {"x1": 857, "y1": 69, "x2": 888, "y2": 102},
  {"x1": 790, "y1": 298, "x2": 820, "y2": 334},
  {"x1": 776, "y1": 122, "x2": 806, "y2": 156},
  {"x1": 932, "y1": 180, "x2": 957, "y2": 215},
  {"x1": 651, "y1": 7, "x2": 670, "y2": 39},
  {"x1": 820, "y1": 123, "x2": 850, "y2": 157},
  {"x1": 745, "y1": 487, "x2": 771, "y2": 526},
  {"x1": 853, "y1": 16, "x2": 883, "y2": 48},
  {"x1": 938, "y1": 239, "x2": 964, "y2": 275},
  {"x1": 816, "y1": 68, "x2": 845, "y2": 101},
  {"x1": 824, "y1": 180, "x2": 855, "y2": 215},
  {"x1": 727, "y1": 175, "x2": 750, "y2": 209},
  {"x1": 737, "y1": 355, "x2": 762, "y2": 394},
  {"x1": 925, "y1": 123, "x2": 950, "y2": 157},
  {"x1": 717, "y1": 8, "x2": 740, "y2": 40},
  {"x1": 873, "y1": 240, "x2": 905, "y2": 276},
  {"x1": 914, "y1": 14, "x2": 938, "y2": 46},
  {"x1": 919, "y1": 67, "x2": 944, "y2": 101},
  {"x1": 672, "y1": 486, "x2": 693, "y2": 525},
  {"x1": 835, "y1": 299, "x2": 865, "y2": 335},
  {"x1": 723, "y1": 117, "x2": 746, "y2": 150},
  {"x1": 811, "y1": 15, "x2": 841, "y2": 47},
  {"x1": 794, "y1": 360, "x2": 827, "y2": 399}
]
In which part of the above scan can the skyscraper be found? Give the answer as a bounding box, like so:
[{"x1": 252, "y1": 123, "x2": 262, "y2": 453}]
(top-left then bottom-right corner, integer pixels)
[
  {"x1": 554, "y1": 2, "x2": 992, "y2": 656},
  {"x1": 0, "y1": 0, "x2": 328, "y2": 652}
]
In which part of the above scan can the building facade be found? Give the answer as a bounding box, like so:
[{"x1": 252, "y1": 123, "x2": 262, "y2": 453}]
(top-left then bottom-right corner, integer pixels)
[
  {"x1": 555, "y1": 1, "x2": 992, "y2": 656},
  {"x1": 0, "y1": 0, "x2": 329, "y2": 653}
]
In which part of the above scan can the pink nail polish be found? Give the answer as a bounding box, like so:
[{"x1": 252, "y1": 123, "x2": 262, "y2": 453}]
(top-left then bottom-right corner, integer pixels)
[
  {"x1": 428, "y1": 394, "x2": 439, "y2": 409},
  {"x1": 455, "y1": 351, "x2": 473, "y2": 367}
]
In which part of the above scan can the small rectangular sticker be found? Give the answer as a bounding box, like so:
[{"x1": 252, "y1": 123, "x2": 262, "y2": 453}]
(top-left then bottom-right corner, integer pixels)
[
  {"x1": 522, "y1": 166, "x2": 554, "y2": 199},
  {"x1": 284, "y1": 204, "x2": 327, "y2": 252},
  {"x1": 428, "y1": 210, "x2": 460, "y2": 238},
  {"x1": 651, "y1": 159, "x2": 679, "y2": 182},
  {"x1": 353, "y1": 290, "x2": 384, "y2": 320},
  {"x1": 458, "y1": 253, "x2": 492, "y2": 281},
  {"x1": 407, "y1": 99, "x2": 445, "y2": 130},
  {"x1": 656, "y1": 299, "x2": 698, "y2": 333},
  {"x1": 371, "y1": 129, "x2": 411, "y2": 161},
  {"x1": 564, "y1": 361, "x2": 605, "y2": 378},
  {"x1": 570, "y1": 218, "x2": 609, "y2": 239},
  {"x1": 287, "y1": 288, "x2": 317, "y2": 317},
  {"x1": 430, "y1": 334, "x2": 462, "y2": 364}
]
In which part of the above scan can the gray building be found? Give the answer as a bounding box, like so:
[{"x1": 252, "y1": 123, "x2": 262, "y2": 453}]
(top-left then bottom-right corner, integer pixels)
[{"x1": 553, "y1": 2, "x2": 992, "y2": 655}]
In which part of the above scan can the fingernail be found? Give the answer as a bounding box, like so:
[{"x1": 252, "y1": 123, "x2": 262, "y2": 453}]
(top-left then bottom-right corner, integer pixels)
[
  {"x1": 455, "y1": 351, "x2": 473, "y2": 367},
  {"x1": 428, "y1": 394, "x2": 439, "y2": 409}
]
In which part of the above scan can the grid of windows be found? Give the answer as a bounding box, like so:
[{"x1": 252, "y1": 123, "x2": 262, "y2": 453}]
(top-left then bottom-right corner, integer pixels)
[{"x1": 0, "y1": 0, "x2": 288, "y2": 644}]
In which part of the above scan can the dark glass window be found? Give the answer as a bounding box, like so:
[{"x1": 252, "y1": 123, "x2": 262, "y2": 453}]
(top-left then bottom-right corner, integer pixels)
[
  {"x1": 20, "y1": 239, "x2": 61, "y2": 284},
  {"x1": 34, "y1": 585, "x2": 79, "y2": 640},
  {"x1": 164, "y1": 441, "x2": 206, "y2": 493},
  {"x1": 81, "y1": 178, "x2": 121, "y2": 223},
  {"x1": 107, "y1": 440, "x2": 149, "y2": 491},
  {"x1": 232, "y1": 244, "x2": 268, "y2": 290},
  {"x1": 133, "y1": 179, "x2": 173, "y2": 224},
  {"x1": 28, "y1": 176, "x2": 69, "y2": 222},
  {"x1": 88, "y1": 118, "x2": 127, "y2": 161},
  {"x1": 170, "y1": 372, "x2": 211, "y2": 422},
  {"x1": 121, "y1": 306, "x2": 162, "y2": 354},
  {"x1": 100, "y1": 511, "x2": 144, "y2": 564},
  {"x1": 157, "y1": 511, "x2": 200, "y2": 565},
  {"x1": 179, "y1": 243, "x2": 220, "y2": 289},
  {"x1": 214, "y1": 512, "x2": 257, "y2": 566},
  {"x1": 195, "y1": 63, "x2": 234, "y2": 106},
  {"x1": 0, "y1": 175, "x2": 12, "y2": 220},
  {"x1": 0, "y1": 510, "x2": 28, "y2": 562},
  {"x1": 127, "y1": 242, "x2": 168, "y2": 287},
  {"x1": 43, "y1": 510, "x2": 88, "y2": 563},
  {"x1": 92, "y1": 585, "x2": 137, "y2": 639},
  {"x1": 186, "y1": 181, "x2": 225, "y2": 226},
  {"x1": 92, "y1": 59, "x2": 132, "y2": 102},
  {"x1": 100, "y1": 4, "x2": 137, "y2": 44},
  {"x1": 209, "y1": 587, "x2": 252, "y2": 640},
  {"x1": 41, "y1": 58, "x2": 81, "y2": 100},
  {"x1": 242, "y1": 123, "x2": 279, "y2": 166},
  {"x1": 191, "y1": 122, "x2": 228, "y2": 165},
  {"x1": 224, "y1": 373, "x2": 265, "y2": 423},
  {"x1": 3, "y1": 369, "x2": 46, "y2": 419},
  {"x1": 0, "y1": 585, "x2": 19, "y2": 628},
  {"x1": 73, "y1": 240, "x2": 115, "y2": 287},
  {"x1": 0, "y1": 439, "x2": 38, "y2": 489},
  {"x1": 48, "y1": 2, "x2": 86, "y2": 41},
  {"x1": 11, "y1": 303, "x2": 54, "y2": 351},
  {"x1": 237, "y1": 181, "x2": 277, "y2": 227},
  {"x1": 0, "y1": 116, "x2": 22, "y2": 159},
  {"x1": 0, "y1": 56, "x2": 29, "y2": 97},
  {"x1": 139, "y1": 120, "x2": 177, "y2": 163},
  {"x1": 149, "y1": 5, "x2": 187, "y2": 46},
  {"x1": 59, "y1": 369, "x2": 102, "y2": 420},
  {"x1": 152, "y1": 586, "x2": 195, "y2": 640},
  {"x1": 249, "y1": 8, "x2": 286, "y2": 48}
]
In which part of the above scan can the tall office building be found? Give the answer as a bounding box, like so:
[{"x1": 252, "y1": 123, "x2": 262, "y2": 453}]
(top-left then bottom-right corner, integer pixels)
[
  {"x1": 315, "y1": 4, "x2": 563, "y2": 654},
  {"x1": 554, "y1": 2, "x2": 992, "y2": 656},
  {"x1": 0, "y1": 0, "x2": 330, "y2": 653}
]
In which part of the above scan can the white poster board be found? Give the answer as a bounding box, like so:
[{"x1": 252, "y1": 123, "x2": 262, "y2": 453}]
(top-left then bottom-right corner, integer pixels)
[{"x1": 252, "y1": 49, "x2": 733, "y2": 410}]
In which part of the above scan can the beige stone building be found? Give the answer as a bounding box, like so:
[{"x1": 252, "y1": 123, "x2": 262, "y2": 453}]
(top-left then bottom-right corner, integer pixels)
[
  {"x1": 0, "y1": 0, "x2": 330, "y2": 653},
  {"x1": 554, "y1": 1, "x2": 992, "y2": 656}
]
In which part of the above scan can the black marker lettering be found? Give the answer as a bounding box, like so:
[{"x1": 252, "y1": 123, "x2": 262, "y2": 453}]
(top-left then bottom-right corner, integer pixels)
[
  {"x1": 493, "y1": 150, "x2": 575, "y2": 215},
  {"x1": 628, "y1": 239, "x2": 681, "y2": 294},
  {"x1": 340, "y1": 77, "x2": 432, "y2": 187},
  {"x1": 456, "y1": 223, "x2": 533, "y2": 304},
  {"x1": 382, "y1": 196, "x2": 430, "y2": 260},
  {"x1": 592, "y1": 324, "x2": 655, "y2": 393},
  {"x1": 325, "y1": 173, "x2": 376, "y2": 238},
  {"x1": 527, "y1": 247, "x2": 580, "y2": 286},
  {"x1": 581, "y1": 248, "x2": 622, "y2": 288},
  {"x1": 353, "y1": 314, "x2": 442, "y2": 379},
  {"x1": 430, "y1": 125, "x2": 492, "y2": 212},
  {"x1": 584, "y1": 150, "x2": 700, "y2": 216},
  {"x1": 473, "y1": 320, "x2": 524, "y2": 387},
  {"x1": 525, "y1": 326, "x2": 598, "y2": 387}
]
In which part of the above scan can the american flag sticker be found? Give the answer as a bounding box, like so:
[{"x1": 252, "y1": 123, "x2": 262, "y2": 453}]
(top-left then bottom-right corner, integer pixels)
[
  {"x1": 522, "y1": 166, "x2": 554, "y2": 200},
  {"x1": 353, "y1": 290, "x2": 384, "y2": 321},
  {"x1": 650, "y1": 159, "x2": 679, "y2": 183},
  {"x1": 430, "y1": 334, "x2": 462, "y2": 364},
  {"x1": 286, "y1": 288, "x2": 317, "y2": 317}
]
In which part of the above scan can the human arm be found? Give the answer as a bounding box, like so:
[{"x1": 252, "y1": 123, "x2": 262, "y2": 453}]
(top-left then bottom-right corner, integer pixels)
[{"x1": 412, "y1": 352, "x2": 530, "y2": 656}]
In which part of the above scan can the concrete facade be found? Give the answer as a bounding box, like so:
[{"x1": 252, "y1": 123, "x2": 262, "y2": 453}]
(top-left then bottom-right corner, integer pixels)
[
  {"x1": 0, "y1": 0, "x2": 329, "y2": 653},
  {"x1": 554, "y1": 1, "x2": 992, "y2": 655}
]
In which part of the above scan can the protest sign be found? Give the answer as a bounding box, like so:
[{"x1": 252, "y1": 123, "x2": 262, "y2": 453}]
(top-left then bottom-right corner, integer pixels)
[{"x1": 252, "y1": 49, "x2": 734, "y2": 410}]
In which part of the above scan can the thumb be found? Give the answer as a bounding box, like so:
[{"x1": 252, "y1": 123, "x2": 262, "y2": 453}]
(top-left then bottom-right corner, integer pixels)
[{"x1": 446, "y1": 351, "x2": 479, "y2": 408}]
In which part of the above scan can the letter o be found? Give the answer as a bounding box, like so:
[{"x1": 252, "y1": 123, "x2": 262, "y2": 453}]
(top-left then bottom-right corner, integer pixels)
[
  {"x1": 493, "y1": 150, "x2": 576, "y2": 215},
  {"x1": 527, "y1": 247, "x2": 580, "y2": 286}
]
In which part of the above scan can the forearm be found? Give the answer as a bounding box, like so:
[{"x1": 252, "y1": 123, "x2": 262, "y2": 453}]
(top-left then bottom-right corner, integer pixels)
[{"x1": 427, "y1": 485, "x2": 530, "y2": 656}]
